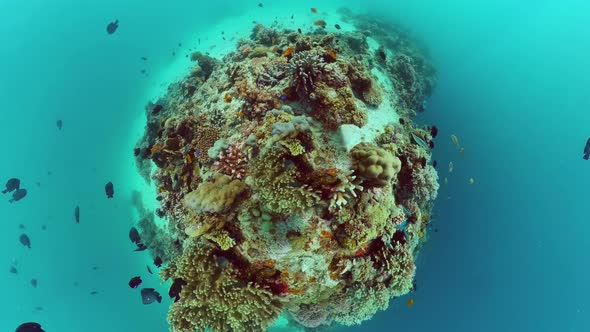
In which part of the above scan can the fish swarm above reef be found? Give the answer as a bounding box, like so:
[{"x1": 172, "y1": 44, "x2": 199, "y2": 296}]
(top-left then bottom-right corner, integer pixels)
[{"x1": 135, "y1": 10, "x2": 438, "y2": 332}]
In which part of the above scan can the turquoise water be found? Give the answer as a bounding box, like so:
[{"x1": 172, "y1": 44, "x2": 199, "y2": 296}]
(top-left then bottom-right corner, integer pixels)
[{"x1": 1, "y1": 0, "x2": 588, "y2": 331}]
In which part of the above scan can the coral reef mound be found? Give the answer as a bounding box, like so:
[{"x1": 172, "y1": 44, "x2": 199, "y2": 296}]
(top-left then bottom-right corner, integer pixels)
[{"x1": 135, "y1": 10, "x2": 438, "y2": 332}]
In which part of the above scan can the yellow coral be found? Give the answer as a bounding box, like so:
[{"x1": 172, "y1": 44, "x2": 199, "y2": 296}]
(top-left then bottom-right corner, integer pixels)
[
  {"x1": 162, "y1": 240, "x2": 282, "y2": 332},
  {"x1": 204, "y1": 229, "x2": 236, "y2": 250},
  {"x1": 350, "y1": 142, "x2": 401, "y2": 186},
  {"x1": 280, "y1": 138, "x2": 306, "y2": 156},
  {"x1": 183, "y1": 174, "x2": 246, "y2": 213}
]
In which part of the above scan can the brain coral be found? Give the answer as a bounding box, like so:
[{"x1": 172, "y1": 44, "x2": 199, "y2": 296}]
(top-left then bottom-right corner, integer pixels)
[{"x1": 135, "y1": 11, "x2": 438, "y2": 332}]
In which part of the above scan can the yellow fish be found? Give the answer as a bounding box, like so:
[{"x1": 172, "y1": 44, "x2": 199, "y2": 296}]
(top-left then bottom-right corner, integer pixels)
[
  {"x1": 451, "y1": 134, "x2": 460, "y2": 148},
  {"x1": 449, "y1": 161, "x2": 454, "y2": 173},
  {"x1": 469, "y1": 178, "x2": 475, "y2": 185}
]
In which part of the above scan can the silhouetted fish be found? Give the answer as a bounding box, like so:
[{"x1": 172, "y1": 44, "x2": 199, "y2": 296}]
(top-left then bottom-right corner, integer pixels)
[
  {"x1": 146, "y1": 265, "x2": 153, "y2": 274},
  {"x1": 106, "y1": 19, "x2": 119, "y2": 34},
  {"x1": 258, "y1": 3, "x2": 263, "y2": 7},
  {"x1": 15, "y1": 322, "x2": 45, "y2": 332},
  {"x1": 19, "y1": 234, "x2": 31, "y2": 249},
  {"x1": 31, "y1": 279, "x2": 38, "y2": 288},
  {"x1": 129, "y1": 276, "x2": 142, "y2": 289},
  {"x1": 129, "y1": 227, "x2": 140, "y2": 244},
  {"x1": 74, "y1": 205, "x2": 80, "y2": 223},
  {"x1": 432, "y1": 160, "x2": 438, "y2": 168},
  {"x1": 152, "y1": 104, "x2": 163, "y2": 115},
  {"x1": 584, "y1": 138, "x2": 590, "y2": 160},
  {"x1": 90, "y1": 291, "x2": 98, "y2": 295},
  {"x1": 297, "y1": 28, "x2": 302, "y2": 34},
  {"x1": 105, "y1": 182, "x2": 114, "y2": 198},
  {"x1": 56, "y1": 119, "x2": 63, "y2": 130},
  {"x1": 134, "y1": 243, "x2": 148, "y2": 251},
  {"x1": 154, "y1": 256, "x2": 163, "y2": 268},
  {"x1": 19, "y1": 224, "x2": 26, "y2": 230},
  {"x1": 169, "y1": 278, "x2": 187, "y2": 302},
  {"x1": 334, "y1": 24, "x2": 341, "y2": 30},
  {"x1": 2, "y1": 178, "x2": 20, "y2": 194},
  {"x1": 141, "y1": 288, "x2": 162, "y2": 304},
  {"x1": 10, "y1": 188, "x2": 27, "y2": 203},
  {"x1": 10, "y1": 266, "x2": 17, "y2": 274},
  {"x1": 141, "y1": 57, "x2": 148, "y2": 61},
  {"x1": 430, "y1": 125, "x2": 438, "y2": 138}
]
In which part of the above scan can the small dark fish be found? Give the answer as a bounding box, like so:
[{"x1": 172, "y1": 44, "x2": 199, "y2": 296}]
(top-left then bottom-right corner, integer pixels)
[
  {"x1": 222, "y1": 37, "x2": 226, "y2": 41},
  {"x1": 34, "y1": 306, "x2": 43, "y2": 312},
  {"x1": 92, "y1": 266, "x2": 99, "y2": 270},
  {"x1": 291, "y1": 14, "x2": 294, "y2": 19},
  {"x1": 133, "y1": 148, "x2": 141, "y2": 156},
  {"x1": 19, "y1": 224, "x2": 26, "y2": 230},
  {"x1": 134, "y1": 243, "x2": 148, "y2": 252},
  {"x1": 106, "y1": 19, "x2": 119, "y2": 34},
  {"x1": 15, "y1": 322, "x2": 45, "y2": 332},
  {"x1": 377, "y1": 48, "x2": 386, "y2": 61},
  {"x1": 258, "y1": 3, "x2": 263, "y2": 7},
  {"x1": 140, "y1": 69, "x2": 146, "y2": 74},
  {"x1": 19, "y1": 234, "x2": 31, "y2": 249},
  {"x1": 297, "y1": 28, "x2": 302, "y2": 34},
  {"x1": 430, "y1": 125, "x2": 438, "y2": 138},
  {"x1": 56, "y1": 119, "x2": 63, "y2": 130},
  {"x1": 154, "y1": 256, "x2": 163, "y2": 268},
  {"x1": 429, "y1": 140, "x2": 435, "y2": 149},
  {"x1": 74, "y1": 205, "x2": 80, "y2": 223},
  {"x1": 105, "y1": 182, "x2": 114, "y2": 198},
  {"x1": 129, "y1": 276, "x2": 142, "y2": 289},
  {"x1": 152, "y1": 104, "x2": 163, "y2": 115},
  {"x1": 583, "y1": 137, "x2": 590, "y2": 160},
  {"x1": 141, "y1": 288, "x2": 162, "y2": 304},
  {"x1": 10, "y1": 188, "x2": 27, "y2": 203},
  {"x1": 129, "y1": 227, "x2": 140, "y2": 244},
  {"x1": 90, "y1": 291, "x2": 98, "y2": 295},
  {"x1": 141, "y1": 57, "x2": 148, "y2": 61},
  {"x1": 334, "y1": 24, "x2": 341, "y2": 30},
  {"x1": 178, "y1": 43, "x2": 182, "y2": 47},
  {"x1": 41, "y1": 224, "x2": 47, "y2": 231},
  {"x1": 10, "y1": 266, "x2": 17, "y2": 274},
  {"x1": 31, "y1": 279, "x2": 38, "y2": 288},
  {"x1": 169, "y1": 278, "x2": 187, "y2": 302},
  {"x1": 2, "y1": 178, "x2": 20, "y2": 193},
  {"x1": 432, "y1": 160, "x2": 438, "y2": 168},
  {"x1": 146, "y1": 265, "x2": 153, "y2": 274}
]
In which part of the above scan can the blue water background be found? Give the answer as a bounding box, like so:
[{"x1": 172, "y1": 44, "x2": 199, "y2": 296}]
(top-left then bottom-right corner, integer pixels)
[{"x1": 0, "y1": 0, "x2": 588, "y2": 331}]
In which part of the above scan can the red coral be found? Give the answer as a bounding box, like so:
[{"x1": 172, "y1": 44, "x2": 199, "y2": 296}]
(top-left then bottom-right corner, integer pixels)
[{"x1": 214, "y1": 143, "x2": 248, "y2": 179}]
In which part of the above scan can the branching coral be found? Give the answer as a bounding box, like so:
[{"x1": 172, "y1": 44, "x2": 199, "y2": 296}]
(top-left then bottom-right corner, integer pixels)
[
  {"x1": 247, "y1": 145, "x2": 320, "y2": 215},
  {"x1": 214, "y1": 142, "x2": 248, "y2": 179},
  {"x1": 411, "y1": 164, "x2": 439, "y2": 204},
  {"x1": 162, "y1": 240, "x2": 282, "y2": 332},
  {"x1": 288, "y1": 50, "x2": 347, "y2": 98}
]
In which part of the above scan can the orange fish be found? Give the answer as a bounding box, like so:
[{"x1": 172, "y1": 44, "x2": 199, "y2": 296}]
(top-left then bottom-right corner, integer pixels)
[
  {"x1": 407, "y1": 298, "x2": 414, "y2": 307},
  {"x1": 282, "y1": 46, "x2": 294, "y2": 57},
  {"x1": 328, "y1": 50, "x2": 336, "y2": 60},
  {"x1": 311, "y1": 7, "x2": 318, "y2": 13},
  {"x1": 186, "y1": 153, "x2": 193, "y2": 164},
  {"x1": 314, "y1": 19, "x2": 326, "y2": 28}
]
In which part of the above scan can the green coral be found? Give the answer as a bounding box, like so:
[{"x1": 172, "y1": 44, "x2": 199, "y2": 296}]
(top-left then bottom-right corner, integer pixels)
[
  {"x1": 183, "y1": 174, "x2": 246, "y2": 213},
  {"x1": 162, "y1": 240, "x2": 282, "y2": 332},
  {"x1": 204, "y1": 229, "x2": 236, "y2": 250},
  {"x1": 350, "y1": 142, "x2": 401, "y2": 187}
]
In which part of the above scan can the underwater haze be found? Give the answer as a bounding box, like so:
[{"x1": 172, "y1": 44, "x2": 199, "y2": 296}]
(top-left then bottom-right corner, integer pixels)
[{"x1": 1, "y1": 0, "x2": 588, "y2": 331}]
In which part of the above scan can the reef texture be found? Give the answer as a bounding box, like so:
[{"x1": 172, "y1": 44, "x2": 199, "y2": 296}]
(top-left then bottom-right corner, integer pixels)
[{"x1": 135, "y1": 9, "x2": 438, "y2": 332}]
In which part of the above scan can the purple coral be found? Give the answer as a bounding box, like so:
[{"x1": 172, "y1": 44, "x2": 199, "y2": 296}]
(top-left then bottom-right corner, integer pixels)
[
  {"x1": 411, "y1": 165, "x2": 439, "y2": 203},
  {"x1": 214, "y1": 142, "x2": 248, "y2": 179}
]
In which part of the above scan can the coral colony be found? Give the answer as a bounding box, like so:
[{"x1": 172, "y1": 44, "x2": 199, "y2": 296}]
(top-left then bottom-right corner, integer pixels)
[{"x1": 135, "y1": 10, "x2": 438, "y2": 332}]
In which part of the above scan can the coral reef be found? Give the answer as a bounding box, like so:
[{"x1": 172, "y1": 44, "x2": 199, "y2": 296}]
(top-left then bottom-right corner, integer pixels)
[{"x1": 135, "y1": 10, "x2": 439, "y2": 332}]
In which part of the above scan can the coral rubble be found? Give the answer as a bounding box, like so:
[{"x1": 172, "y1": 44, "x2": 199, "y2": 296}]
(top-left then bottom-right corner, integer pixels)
[{"x1": 135, "y1": 9, "x2": 438, "y2": 332}]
